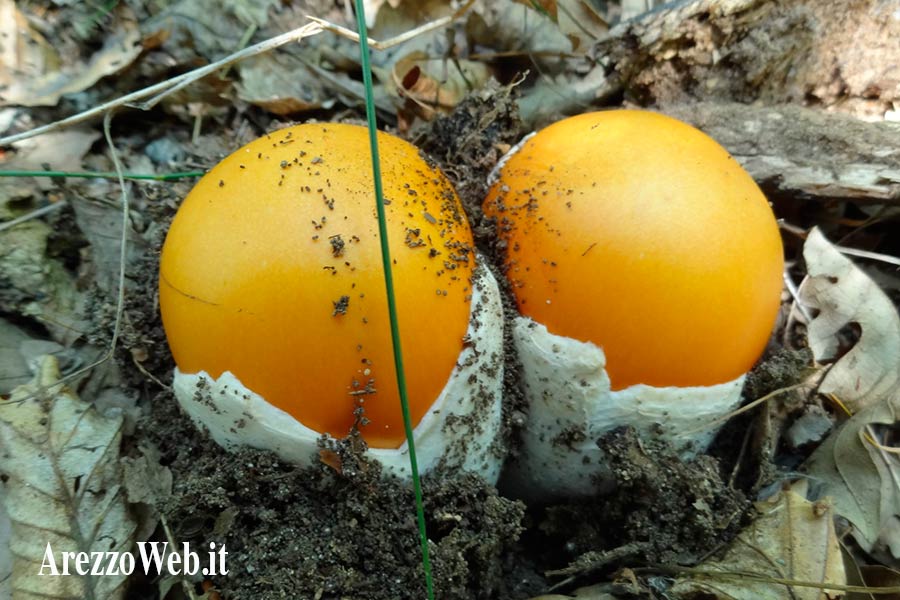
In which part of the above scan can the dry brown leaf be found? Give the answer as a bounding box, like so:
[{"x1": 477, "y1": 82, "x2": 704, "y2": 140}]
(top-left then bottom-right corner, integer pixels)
[
  {"x1": 392, "y1": 51, "x2": 492, "y2": 119},
  {"x1": 798, "y1": 228, "x2": 900, "y2": 413},
  {"x1": 142, "y1": 2, "x2": 242, "y2": 63},
  {"x1": 0, "y1": 356, "x2": 136, "y2": 600},
  {"x1": 0, "y1": 221, "x2": 86, "y2": 345},
  {"x1": 235, "y1": 53, "x2": 331, "y2": 115},
  {"x1": 671, "y1": 482, "x2": 846, "y2": 600},
  {"x1": 0, "y1": 6, "x2": 141, "y2": 108}
]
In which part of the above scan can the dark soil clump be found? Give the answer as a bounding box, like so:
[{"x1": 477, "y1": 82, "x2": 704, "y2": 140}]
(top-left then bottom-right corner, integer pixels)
[
  {"x1": 535, "y1": 428, "x2": 749, "y2": 590},
  {"x1": 140, "y1": 393, "x2": 526, "y2": 600}
]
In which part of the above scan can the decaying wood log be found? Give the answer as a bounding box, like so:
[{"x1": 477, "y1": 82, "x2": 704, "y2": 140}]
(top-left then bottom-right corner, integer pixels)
[
  {"x1": 663, "y1": 102, "x2": 900, "y2": 205},
  {"x1": 516, "y1": 0, "x2": 900, "y2": 205},
  {"x1": 592, "y1": 0, "x2": 900, "y2": 117}
]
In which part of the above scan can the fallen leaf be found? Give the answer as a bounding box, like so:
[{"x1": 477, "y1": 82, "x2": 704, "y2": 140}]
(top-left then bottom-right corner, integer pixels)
[
  {"x1": 554, "y1": 0, "x2": 609, "y2": 52},
  {"x1": 0, "y1": 356, "x2": 137, "y2": 600},
  {"x1": 141, "y1": 0, "x2": 275, "y2": 66},
  {"x1": 122, "y1": 444, "x2": 173, "y2": 509},
  {"x1": 236, "y1": 53, "x2": 331, "y2": 115},
  {"x1": 805, "y1": 395, "x2": 900, "y2": 552},
  {"x1": 392, "y1": 51, "x2": 492, "y2": 120},
  {"x1": 0, "y1": 128, "x2": 100, "y2": 217},
  {"x1": 0, "y1": 0, "x2": 60, "y2": 106},
  {"x1": 799, "y1": 227, "x2": 900, "y2": 413},
  {"x1": 671, "y1": 482, "x2": 846, "y2": 599},
  {"x1": 0, "y1": 319, "x2": 32, "y2": 395},
  {"x1": 0, "y1": 221, "x2": 87, "y2": 345},
  {"x1": 69, "y1": 194, "x2": 148, "y2": 295},
  {"x1": 799, "y1": 228, "x2": 900, "y2": 552},
  {"x1": 0, "y1": 6, "x2": 142, "y2": 107}
]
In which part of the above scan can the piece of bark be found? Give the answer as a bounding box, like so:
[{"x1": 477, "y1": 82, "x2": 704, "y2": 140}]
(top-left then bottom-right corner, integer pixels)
[
  {"x1": 591, "y1": 0, "x2": 900, "y2": 117},
  {"x1": 663, "y1": 102, "x2": 900, "y2": 205}
]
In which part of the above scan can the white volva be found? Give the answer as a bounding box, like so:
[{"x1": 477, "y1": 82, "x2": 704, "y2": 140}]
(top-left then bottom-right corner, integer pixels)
[
  {"x1": 506, "y1": 317, "x2": 744, "y2": 502},
  {"x1": 173, "y1": 261, "x2": 506, "y2": 484}
]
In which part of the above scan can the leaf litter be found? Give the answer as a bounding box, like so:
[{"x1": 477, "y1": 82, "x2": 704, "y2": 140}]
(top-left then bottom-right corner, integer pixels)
[
  {"x1": 670, "y1": 481, "x2": 846, "y2": 600},
  {"x1": 0, "y1": 356, "x2": 139, "y2": 600},
  {"x1": 800, "y1": 229, "x2": 900, "y2": 554}
]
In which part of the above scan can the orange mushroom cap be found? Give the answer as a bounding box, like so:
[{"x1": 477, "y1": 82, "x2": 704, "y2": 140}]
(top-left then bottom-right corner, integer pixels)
[
  {"x1": 484, "y1": 110, "x2": 784, "y2": 390},
  {"x1": 160, "y1": 123, "x2": 474, "y2": 448}
]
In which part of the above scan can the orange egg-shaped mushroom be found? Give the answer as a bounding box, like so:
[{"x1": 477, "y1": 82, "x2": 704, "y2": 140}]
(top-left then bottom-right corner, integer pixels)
[
  {"x1": 160, "y1": 123, "x2": 474, "y2": 448},
  {"x1": 484, "y1": 110, "x2": 783, "y2": 390}
]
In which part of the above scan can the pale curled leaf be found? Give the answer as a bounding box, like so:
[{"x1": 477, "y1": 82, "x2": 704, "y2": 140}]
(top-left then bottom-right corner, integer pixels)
[
  {"x1": 0, "y1": 7, "x2": 142, "y2": 108},
  {"x1": 799, "y1": 227, "x2": 900, "y2": 413},
  {"x1": 806, "y1": 397, "x2": 900, "y2": 552},
  {"x1": 671, "y1": 484, "x2": 846, "y2": 600},
  {"x1": 362, "y1": 0, "x2": 405, "y2": 27},
  {"x1": 799, "y1": 228, "x2": 900, "y2": 552},
  {"x1": 0, "y1": 356, "x2": 136, "y2": 600}
]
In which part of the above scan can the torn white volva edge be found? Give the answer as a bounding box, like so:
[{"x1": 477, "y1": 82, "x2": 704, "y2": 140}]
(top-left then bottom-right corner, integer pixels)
[
  {"x1": 506, "y1": 317, "x2": 744, "y2": 502},
  {"x1": 487, "y1": 131, "x2": 535, "y2": 186},
  {"x1": 172, "y1": 260, "x2": 506, "y2": 484}
]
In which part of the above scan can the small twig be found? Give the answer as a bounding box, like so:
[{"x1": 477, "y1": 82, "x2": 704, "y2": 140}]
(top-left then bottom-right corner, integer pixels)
[
  {"x1": 307, "y1": 0, "x2": 475, "y2": 51},
  {"x1": 545, "y1": 542, "x2": 648, "y2": 592},
  {"x1": 783, "y1": 268, "x2": 813, "y2": 323},
  {"x1": 0, "y1": 201, "x2": 67, "y2": 233},
  {"x1": 633, "y1": 565, "x2": 900, "y2": 594},
  {"x1": 834, "y1": 245, "x2": 900, "y2": 268},
  {"x1": 677, "y1": 382, "x2": 808, "y2": 438},
  {"x1": 728, "y1": 422, "x2": 754, "y2": 489},
  {"x1": 0, "y1": 170, "x2": 204, "y2": 181},
  {"x1": 0, "y1": 22, "x2": 324, "y2": 147}
]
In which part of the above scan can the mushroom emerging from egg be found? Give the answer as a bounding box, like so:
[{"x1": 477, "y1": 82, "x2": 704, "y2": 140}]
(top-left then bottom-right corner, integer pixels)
[
  {"x1": 159, "y1": 123, "x2": 505, "y2": 482},
  {"x1": 484, "y1": 110, "x2": 784, "y2": 501}
]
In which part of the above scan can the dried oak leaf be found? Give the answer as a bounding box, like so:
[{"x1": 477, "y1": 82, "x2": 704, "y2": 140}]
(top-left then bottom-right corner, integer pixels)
[
  {"x1": 0, "y1": 356, "x2": 136, "y2": 600},
  {"x1": 799, "y1": 228, "x2": 900, "y2": 552},
  {"x1": 799, "y1": 227, "x2": 900, "y2": 413},
  {"x1": 805, "y1": 395, "x2": 900, "y2": 553},
  {"x1": 671, "y1": 482, "x2": 846, "y2": 600}
]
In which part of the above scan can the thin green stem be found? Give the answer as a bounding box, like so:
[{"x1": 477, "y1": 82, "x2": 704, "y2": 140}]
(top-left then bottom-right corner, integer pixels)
[
  {"x1": 352, "y1": 2, "x2": 435, "y2": 598},
  {"x1": 0, "y1": 170, "x2": 204, "y2": 181}
]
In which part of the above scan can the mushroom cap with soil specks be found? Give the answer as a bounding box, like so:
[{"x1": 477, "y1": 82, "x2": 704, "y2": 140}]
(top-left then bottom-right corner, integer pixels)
[
  {"x1": 486, "y1": 110, "x2": 783, "y2": 501},
  {"x1": 160, "y1": 123, "x2": 478, "y2": 449},
  {"x1": 484, "y1": 110, "x2": 784, "y2": 390}
]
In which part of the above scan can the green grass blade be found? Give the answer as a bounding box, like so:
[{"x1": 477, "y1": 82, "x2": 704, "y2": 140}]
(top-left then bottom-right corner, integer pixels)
[{"x1": 352, "y1": 2, "x2": 436, "y2": 599}]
